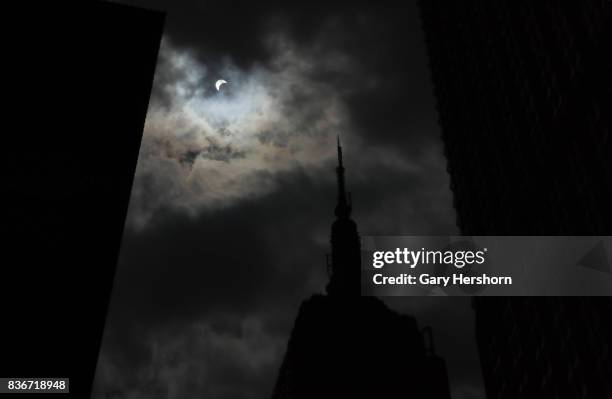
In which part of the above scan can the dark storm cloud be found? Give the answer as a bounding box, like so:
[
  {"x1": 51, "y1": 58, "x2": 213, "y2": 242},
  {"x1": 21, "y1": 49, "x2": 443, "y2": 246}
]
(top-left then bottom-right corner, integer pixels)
[
  {"x1": 96, "y1": 315, "x2": 286, "y2": 399},
  {"x1": 95, "y1": 1, "x2": 484, "y2": 399},
  {"x1": 113, "y1": 171, "x2": 334, "y2": 325},
  {"x1": 119, "y1": 1, "x2": 402, "y2": 68},
  {"x1": 94, "y1": 170, "x2": 333, "y2": 399}
]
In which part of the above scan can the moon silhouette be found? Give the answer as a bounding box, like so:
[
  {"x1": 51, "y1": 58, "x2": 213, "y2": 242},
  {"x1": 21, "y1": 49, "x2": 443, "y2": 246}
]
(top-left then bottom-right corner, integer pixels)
[{"x1": 215, "y1": 79, "x2": 228, "y2": 91}]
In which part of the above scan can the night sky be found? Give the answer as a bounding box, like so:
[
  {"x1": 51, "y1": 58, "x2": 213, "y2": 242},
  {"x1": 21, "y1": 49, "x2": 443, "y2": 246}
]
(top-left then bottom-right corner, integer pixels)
[{"x1": 93, "y1": 1, "x2": 484, "y2": 398}]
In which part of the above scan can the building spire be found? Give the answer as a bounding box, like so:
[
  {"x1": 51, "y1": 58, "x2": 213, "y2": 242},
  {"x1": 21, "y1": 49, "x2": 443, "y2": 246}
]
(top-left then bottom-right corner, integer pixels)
[
  {"x1": 327, "y1": 135, "x2": 360, "y2": 296},
  {"x1": 335, "y1": 135, "x2": 351, "y2": 219},
  {"x1": 337, "y1": 135, "x2": 344, "y2": 167}
]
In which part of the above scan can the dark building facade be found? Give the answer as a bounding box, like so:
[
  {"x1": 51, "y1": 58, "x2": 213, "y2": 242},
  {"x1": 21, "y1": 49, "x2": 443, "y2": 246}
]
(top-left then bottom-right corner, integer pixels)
[
  {"x1": 474, "y1": 297, "x2": 612, "y2": 398},
  {"x1": 418, "y1": 1, "x2": 612, "y2": 398},
  {"x1": 270, "y1": 141, "x2": 451, "y2": 399},
  {"x1": 419, "y1": 1, "x2": 611, "y2": 235}
]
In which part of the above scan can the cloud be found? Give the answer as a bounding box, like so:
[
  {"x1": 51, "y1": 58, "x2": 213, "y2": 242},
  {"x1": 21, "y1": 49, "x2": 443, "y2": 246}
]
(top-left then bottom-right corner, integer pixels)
[
  {"x1": 128, "y1": 29, "x2": 454, "y2": 235},
  {"x1": 128, "y1": 35, "x2": 353, "y2": 229},
  {"x1": 93, "y1": 171, "x2": 339, "y2": 399},
  {"x1": 93, "y1": 316, "x2": 286, "y2": 399}
]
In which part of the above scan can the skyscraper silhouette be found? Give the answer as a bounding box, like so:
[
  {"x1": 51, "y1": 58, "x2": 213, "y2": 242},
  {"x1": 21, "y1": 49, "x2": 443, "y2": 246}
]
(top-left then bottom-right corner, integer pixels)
[
  {"x1": 418, "y1": 2, "x2": 612, "y2": 398},
  {"x1": 271, "y1": 139, "x2": 451, "y2": 399}
]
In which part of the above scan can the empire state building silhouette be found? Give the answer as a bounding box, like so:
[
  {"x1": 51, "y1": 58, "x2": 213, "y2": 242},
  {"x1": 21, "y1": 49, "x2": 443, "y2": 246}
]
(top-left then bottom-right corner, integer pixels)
[{"x1": 271, "y1": 138, "x2": 451, "y2": 399}]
